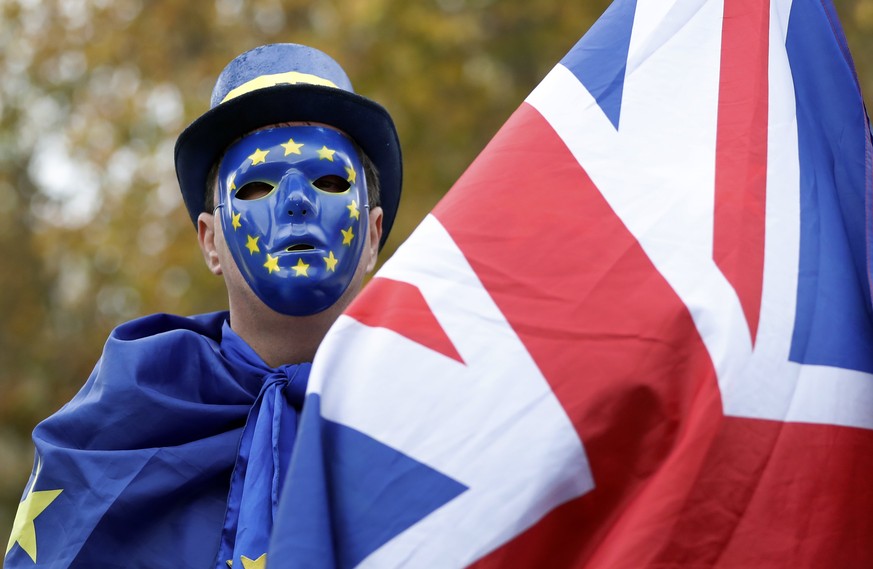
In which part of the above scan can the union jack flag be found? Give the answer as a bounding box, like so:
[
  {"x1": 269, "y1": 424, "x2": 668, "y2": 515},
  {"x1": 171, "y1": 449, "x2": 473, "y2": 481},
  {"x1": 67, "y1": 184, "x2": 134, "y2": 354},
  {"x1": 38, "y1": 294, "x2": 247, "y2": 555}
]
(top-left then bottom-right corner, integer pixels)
[{"x1": 269, "y1": 0, "x2": 873, "y2": 566}]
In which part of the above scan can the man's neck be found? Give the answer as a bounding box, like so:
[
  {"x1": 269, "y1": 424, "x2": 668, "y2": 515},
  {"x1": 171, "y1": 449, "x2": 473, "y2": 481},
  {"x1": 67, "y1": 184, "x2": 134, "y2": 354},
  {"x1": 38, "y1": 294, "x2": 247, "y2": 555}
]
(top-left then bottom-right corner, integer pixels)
[{"x1": 228, "y1": 303, "x2": 345, "y2": 368}]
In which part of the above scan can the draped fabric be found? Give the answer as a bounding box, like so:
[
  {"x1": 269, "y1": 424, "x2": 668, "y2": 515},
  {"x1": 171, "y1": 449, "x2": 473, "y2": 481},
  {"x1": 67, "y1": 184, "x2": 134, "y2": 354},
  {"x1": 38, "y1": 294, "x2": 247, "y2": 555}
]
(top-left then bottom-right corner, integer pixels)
[
  {"x1": 5, "y1": 311, "x2": 309, "y2": 569},
  {"x1": 216, "y1": 328, "x2": 309, "y2": 568}
]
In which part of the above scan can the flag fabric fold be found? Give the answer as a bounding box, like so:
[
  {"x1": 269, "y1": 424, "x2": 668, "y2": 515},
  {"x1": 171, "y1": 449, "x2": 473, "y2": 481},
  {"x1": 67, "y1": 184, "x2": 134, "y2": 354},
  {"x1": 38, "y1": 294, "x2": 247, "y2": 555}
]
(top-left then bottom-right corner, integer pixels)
[
  {"x1": 4, "y1": 312, "x2": 309, "y2": 569},
  {"x1": 268, "y1": 0, "x2": 873, "y2": 566}
]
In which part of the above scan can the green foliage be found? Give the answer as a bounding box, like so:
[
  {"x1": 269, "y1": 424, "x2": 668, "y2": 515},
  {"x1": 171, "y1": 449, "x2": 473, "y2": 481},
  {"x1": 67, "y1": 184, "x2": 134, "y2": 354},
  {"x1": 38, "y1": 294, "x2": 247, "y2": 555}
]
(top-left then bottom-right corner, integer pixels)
[{"x1": 0, "y1": 0, "x2": 869, "y2": 540}]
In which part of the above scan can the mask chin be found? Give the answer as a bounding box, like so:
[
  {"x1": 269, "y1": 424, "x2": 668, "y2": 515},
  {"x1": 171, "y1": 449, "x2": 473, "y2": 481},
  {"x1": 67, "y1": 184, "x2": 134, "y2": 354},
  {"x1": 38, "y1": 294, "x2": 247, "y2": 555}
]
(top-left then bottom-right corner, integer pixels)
[{"x1": 244, "y1": 258, "x2": 360, "y2": 316}]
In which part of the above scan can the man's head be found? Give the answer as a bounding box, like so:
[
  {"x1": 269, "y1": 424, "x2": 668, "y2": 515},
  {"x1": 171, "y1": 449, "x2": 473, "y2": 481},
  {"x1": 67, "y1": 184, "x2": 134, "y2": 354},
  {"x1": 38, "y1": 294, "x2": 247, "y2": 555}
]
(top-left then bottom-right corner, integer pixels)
[
  {"x1": 214, "y1": 124, "x2": 372, "y2": 315},
  {"x1": 174, "y1": 44, "x2": 401, "y2": 317}
]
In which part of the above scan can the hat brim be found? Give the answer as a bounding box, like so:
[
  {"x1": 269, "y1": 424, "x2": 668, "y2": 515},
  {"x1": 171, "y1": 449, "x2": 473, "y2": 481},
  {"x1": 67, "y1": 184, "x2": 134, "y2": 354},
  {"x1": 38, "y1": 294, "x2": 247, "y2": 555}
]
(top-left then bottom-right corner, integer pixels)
[{"x1": 174, "y1": 84, "x2": 402, "y2": 249}]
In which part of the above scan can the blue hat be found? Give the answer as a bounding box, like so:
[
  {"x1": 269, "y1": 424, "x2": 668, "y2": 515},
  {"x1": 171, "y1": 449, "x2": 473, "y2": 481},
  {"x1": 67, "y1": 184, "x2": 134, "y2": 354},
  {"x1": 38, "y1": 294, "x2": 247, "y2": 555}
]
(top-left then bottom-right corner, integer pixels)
[{"x1": 174, "y1": 44, "x2": 402, "y2": 249}]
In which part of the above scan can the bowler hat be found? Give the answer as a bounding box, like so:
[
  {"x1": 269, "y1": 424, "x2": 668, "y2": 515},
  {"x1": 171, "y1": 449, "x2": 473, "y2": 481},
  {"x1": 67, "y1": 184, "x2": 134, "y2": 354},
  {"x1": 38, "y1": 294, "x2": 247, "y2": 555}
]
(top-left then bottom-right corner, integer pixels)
[{"x1": 174, "y1": 43, "x2": 402, "y2": 249}]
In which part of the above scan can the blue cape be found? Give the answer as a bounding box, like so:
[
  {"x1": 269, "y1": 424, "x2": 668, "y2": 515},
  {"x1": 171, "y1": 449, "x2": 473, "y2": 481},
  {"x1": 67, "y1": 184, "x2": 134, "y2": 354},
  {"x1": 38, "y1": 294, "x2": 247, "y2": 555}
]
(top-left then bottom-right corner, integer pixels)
[{"x1": 6, "y1": 312, "x2": 308, "y2": 568}]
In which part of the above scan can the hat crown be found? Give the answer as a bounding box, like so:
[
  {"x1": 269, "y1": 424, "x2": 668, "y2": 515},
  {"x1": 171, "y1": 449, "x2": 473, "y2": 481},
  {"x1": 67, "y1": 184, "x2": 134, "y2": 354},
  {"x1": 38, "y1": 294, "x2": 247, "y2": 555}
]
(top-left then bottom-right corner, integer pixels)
[
  {"x1": 176, "y1": 42, "x2": 402, "y2": 249},
  {"x1": 209, "y1": 44, "x2": 355, "y2": 109}
]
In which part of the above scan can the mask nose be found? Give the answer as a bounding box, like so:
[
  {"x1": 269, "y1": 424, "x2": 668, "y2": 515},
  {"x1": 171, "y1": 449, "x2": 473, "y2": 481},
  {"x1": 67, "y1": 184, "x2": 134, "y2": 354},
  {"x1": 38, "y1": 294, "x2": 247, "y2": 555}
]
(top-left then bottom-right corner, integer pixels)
[{"x1": 278, "y1": 172, "x2": 319, "y2": 220}]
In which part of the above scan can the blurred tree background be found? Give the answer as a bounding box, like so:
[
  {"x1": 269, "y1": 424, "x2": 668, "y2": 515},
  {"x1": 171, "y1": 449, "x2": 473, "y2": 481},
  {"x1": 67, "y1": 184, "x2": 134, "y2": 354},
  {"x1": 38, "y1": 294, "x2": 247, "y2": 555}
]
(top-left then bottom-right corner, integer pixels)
[{"x1": 0, "y1": 0, "x2": 870, "y2": 540}]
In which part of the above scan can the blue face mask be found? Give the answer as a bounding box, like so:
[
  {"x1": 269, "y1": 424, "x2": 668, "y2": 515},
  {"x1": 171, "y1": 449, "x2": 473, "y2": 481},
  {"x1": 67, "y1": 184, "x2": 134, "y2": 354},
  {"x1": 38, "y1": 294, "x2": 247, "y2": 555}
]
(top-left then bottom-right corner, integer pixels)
[{"x1": 216, "y1": 125, "x2": 369, "y2": 315}]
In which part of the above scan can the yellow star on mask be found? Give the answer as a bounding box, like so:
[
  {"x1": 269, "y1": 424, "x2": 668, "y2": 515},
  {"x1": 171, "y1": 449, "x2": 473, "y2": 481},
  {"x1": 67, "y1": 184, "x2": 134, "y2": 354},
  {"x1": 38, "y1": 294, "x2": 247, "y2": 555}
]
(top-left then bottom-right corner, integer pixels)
[
  {"x1": 323, "y1": 250, "x2": 338, "y2": 272},
  {"x1": 317, "y1": 145, "x2": 336, "y2": 161},
  {"x1": 281, "y1": 138, "x2": 304, "y2": 155},
  {"x1": 6, "y1": 459, "x2": 63, "y2": 563},
  {"x1": 263, "y1": 254, "x2": 280, "y2": 274},
  {"x1": 292, "y1": 257, "x2": 310, "y2": 277},
  {"x1": 341, "y1": 226, "x2": 355, "y2": 246},
  {"x1": 248, "y1": 148, "x2": 269, "y2": 165},
  {"x1": 347, "y1": 200, "x2": 360, "y2": 220},
  {"x1": 232, "y1": 211, "x2": 242, "y2": 230},
  {"x1": 228, "y1": 172, "x2": 237, "y2": 191},
  {"x1": 245, "y1": 235, "x2": 260, "y2": 254},
  {"x1": 345, "y1": 165, "x2": 357, "y2": 184}
]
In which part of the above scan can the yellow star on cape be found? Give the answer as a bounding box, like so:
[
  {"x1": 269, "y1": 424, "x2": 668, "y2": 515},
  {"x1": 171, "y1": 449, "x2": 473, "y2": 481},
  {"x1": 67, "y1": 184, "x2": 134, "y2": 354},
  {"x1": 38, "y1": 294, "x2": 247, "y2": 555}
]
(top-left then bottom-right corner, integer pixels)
[
  {"x1": 231, "y1": 211, "x2": 242, "y2": 230},
  {"x1": 292, "y1": 257, "x2": 310, "y2": 277},
  {"x1": 341, "y1": 226, "x2": 355, "y2": 246},
  {"x1": 6, "y1": 460, "x2": 63, "y2": 563},
  {"x1": 248, "y1": 148, "x2": 269, "y2": 165},
  {"x1": 345, "y1": 165, "x2": 357, "y2": 184},
  {"x1": 245, "y1": 235, "x2": 260, "y2": 254},
  {"x1": 241, "y1": 553, "x2": 267, "y2": 569},
  {"x1": 347, "y1": 200, "x2": 360, "y2": 220},
  {"x1": 317, "y1": 145, "x2": 336, "y2": 161},
  {"x1": 281, "y1": 138, "x2": 304, "y2": 155},
  {"x1": 226, "y1": 554, "x2": 266, "y2": 569},
  {"x1": 263, "y1": 253, "x2": 280, "y2": 274},
  {"x1": 323, "y1": 250, "x2": 338, "y2": 272}
]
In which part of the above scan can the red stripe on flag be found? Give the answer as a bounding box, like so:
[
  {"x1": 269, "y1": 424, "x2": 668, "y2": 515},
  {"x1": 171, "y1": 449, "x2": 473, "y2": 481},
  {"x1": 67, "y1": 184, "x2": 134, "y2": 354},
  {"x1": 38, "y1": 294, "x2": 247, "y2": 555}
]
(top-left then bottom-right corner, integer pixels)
[
  {"x1": 713, "y1": 0, "x2": 770, "y2": 344},
  {"x1": 346, "y1": 276, "x2": 465, "y2": 364},
  {"x1": 433, "y1": 103, "x2": 723, "y2": 566},
  {"x1": 650, "y1": 418, "x2": 873, "y2": 567}
]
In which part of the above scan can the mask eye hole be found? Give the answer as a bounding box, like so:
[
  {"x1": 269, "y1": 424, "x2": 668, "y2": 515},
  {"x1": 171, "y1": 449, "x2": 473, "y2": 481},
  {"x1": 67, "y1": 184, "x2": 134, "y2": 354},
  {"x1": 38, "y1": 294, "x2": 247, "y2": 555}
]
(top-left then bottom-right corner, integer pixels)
[
  {"x1": 313, "y1": 175, "x2": 351, "y2": 194},
  {"x1": 235, "y1": 181, "x2": 274, "y2": 200}
]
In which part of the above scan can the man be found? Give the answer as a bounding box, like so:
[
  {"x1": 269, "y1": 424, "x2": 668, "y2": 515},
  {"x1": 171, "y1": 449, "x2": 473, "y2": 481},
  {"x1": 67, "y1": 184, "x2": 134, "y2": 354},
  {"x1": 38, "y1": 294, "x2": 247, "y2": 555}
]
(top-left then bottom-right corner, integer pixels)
[{"x1": 5, "y1": 43, "x2": 401, "y2": 568}]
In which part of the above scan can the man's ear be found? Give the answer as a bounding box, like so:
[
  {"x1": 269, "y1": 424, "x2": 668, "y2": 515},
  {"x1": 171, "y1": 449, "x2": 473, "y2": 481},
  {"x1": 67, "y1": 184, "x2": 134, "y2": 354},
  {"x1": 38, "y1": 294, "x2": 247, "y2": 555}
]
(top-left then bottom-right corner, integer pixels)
[
  {"x1": 197, "y1": 212, "x2": 223, "y2": 275},
  {"x1": 365, "y1": 206, "x2": 384, "y2": 273}
]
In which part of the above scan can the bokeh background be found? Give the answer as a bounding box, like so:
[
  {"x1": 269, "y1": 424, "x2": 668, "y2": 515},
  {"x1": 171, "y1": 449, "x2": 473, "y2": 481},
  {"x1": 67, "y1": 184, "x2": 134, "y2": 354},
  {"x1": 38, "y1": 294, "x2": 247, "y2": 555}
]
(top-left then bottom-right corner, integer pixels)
[{"x1": 1, "y1": 0, "x2": 871, "y2": 540}]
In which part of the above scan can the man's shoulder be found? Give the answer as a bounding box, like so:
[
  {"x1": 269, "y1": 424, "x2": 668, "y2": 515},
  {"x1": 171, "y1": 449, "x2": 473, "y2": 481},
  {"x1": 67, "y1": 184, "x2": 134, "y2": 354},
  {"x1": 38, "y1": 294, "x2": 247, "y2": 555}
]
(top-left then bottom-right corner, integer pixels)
[
  {"x1": 110, "y1": 310, "x2": 229, "y2": 345},
  {"x1": 90, "y1": 310, "x2": 234, "y2": 387},
  {"x1": 35, "y1": 310, "x2": 240, "y2": 446}
]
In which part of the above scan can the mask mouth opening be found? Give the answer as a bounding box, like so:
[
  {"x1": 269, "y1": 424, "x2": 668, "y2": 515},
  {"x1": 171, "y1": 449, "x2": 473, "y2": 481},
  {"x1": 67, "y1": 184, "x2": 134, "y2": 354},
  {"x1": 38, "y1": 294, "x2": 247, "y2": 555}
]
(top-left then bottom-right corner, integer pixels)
[{"x1": 286, "y1": 243, "x2": 315, "y2": 252}]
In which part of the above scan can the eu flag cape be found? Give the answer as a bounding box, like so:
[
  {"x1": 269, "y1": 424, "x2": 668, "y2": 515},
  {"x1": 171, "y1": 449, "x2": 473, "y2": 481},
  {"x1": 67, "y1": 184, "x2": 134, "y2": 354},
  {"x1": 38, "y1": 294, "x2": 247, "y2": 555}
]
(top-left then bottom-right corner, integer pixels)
[
  {"x1": 5, "y1": 312, "x2": 309, "y2": 568},
  {"x1": 269, "y1": 0, "x2": 873, "y2": 566}
]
